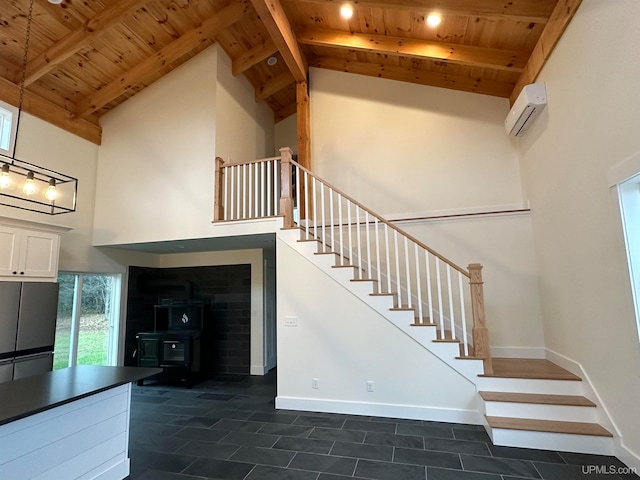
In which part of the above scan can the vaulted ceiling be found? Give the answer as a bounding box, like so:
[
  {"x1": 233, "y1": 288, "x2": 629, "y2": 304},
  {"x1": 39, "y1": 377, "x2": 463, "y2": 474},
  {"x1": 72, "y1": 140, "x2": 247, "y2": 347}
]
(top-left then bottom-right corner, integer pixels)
[{"x1": 0, "y1": 0, "x2": 581, "y2": 145}]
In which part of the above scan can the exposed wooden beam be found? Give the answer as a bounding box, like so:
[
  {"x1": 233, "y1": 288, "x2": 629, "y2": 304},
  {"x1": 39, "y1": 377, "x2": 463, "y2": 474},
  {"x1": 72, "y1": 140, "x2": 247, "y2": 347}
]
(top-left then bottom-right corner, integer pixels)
[
  {"x1": 510, "y1": 0, "x2": 582, "y2": 104},
  {"x1": 256, "y1": 72, "x2": 295, "y2": 101},
  {"x1": 310, "y1": 56, "x2": 514, "y2": 98},
  {"x1": 24, "y1": 0, "x2": 150, "y2": 86},
  {"x1": 0, "y1": 76, "x2": 101, "y2": 145},
  {"x1": 287, "y1": 0, "x2": 555, "y2": 23},
  {"x1": 296, "y1": 81, "x2": 311, "y2": 170},
  {"x1": 250, "y1": 0, "x2": 308, "y2": 82},
  {"x1": 233, "y1": 39, "x2": 278, "y2": 76},
  {"x1": 75, "y1": 1, "x2": 249, "y2": 118},
  {"x1": 275, "y1": 102, "x2": 297, "y2": 122},
  {"x1": 299, "y1": 28, "x2": 527, "y2": 72}
]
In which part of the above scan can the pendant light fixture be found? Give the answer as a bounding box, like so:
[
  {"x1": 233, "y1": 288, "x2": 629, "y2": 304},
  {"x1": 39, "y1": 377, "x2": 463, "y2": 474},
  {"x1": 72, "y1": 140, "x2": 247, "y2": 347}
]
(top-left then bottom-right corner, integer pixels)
[{"x1": 0, "y1": 0, "x2": 78, "y2": 215}]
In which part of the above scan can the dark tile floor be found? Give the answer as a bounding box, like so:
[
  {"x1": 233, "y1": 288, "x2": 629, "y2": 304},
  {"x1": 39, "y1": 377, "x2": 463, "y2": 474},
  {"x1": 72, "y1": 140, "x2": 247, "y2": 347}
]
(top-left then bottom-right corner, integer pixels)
[{"x1": 127, "y1": 371, "x2": 638, "y2": 480}]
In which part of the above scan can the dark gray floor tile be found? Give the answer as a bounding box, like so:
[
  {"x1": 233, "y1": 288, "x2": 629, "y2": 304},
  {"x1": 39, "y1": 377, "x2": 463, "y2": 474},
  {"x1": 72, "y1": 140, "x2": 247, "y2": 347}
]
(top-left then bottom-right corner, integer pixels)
[
  {"x1": 136, "y1": 471, "x2": 207, "y2": 480},
  {"x1": 367, "y1": 416, "x2": 424, "y2": 425},
  {"x1": 244, "y1": 465, "x2": 319, "y2": 480},
  {"x1": 289, "y1": 452, "x2": 357, "y2": 475},
  {"x1": 294, "y1": 415, "x2": 346, "y2": 428},
  {"x1": 131, "y1": 395, "x2": 170, "y2": 404},
  {"x1": 394, "y1": 447, "x2": 462, "y2": 469},
  {"x1": 424, "y1": 422, "x2": 483, "y2": 431},
  {"x1": 318, "y1": 475, "x2": 370, "y2": 480},
  {"x1": 426, "y1": 467, "x2": 501, "y2": 480},
  {"x1": 258, "y1": 423, "x2": 314, "y2": 437},
  {"x1": 130, "y1": 421, "x2": 184, "y2": 438},
  {"x1": 182, "y1": 458, "x2": 255, "y2": 479},
  {"x1": 206, "y1": 409, "x2": 254, "y2": 421},
  {"x1": 129, "y1": 449, "x2": 196, "y2": 474},
  {"x1": 365, "y1": 431, "x2": 423, "y2": 449},
  {"x1": 558, "y1": 452, "x2": 627, "y2": 468},
  {"x1": 397, "y1": 424, "x2": 455, "y2": 440},
  {"x1": 163, "y1": 405, "x2": 217, "y2": 417},
  {"x1": 330, "y1": 441, "x2": 393, "y2": 462},
  {"x1": 249, "y1": 412, "x2": 299, "y2": 424},
  {"x1": 488, "y1": 445, "x2": 565, "y2": 463},
  {"x1": 355, "y1": 459, "x2": 426, "y2": 480},
  {"x1": 273, "y1": 436, "x2": 334, "y2": 454},
  {"x1": 129, "y1": 434, "x2": 191, "y2": 454},
  {"x1": 213, "y1": 419, "x2": 265, "y2": 432},
  {"x1": 169, "y1": 415, "x2": 220, "y2": 428},
  {"x1": 173, "y1": 427, "x2": 230, "y2": 443},
  {"x1": 196, "y1": 393, "x2": 237, "y2": 401},
  {"x1": 534, "y1": 461, "x2": 628, "y2": 480},
  {"x1": 343, "y1": 419, "x2": 397, "y2": 434},
  {"x1": 131, "y1": 412, "x2": 181, "y2": 424},
  {"x1": 164, "y1": 397, "x2": 209, "y2": 407},
  {"x1": 174, "y1": 440, "x2": 240, "y2": 460},
  {"x1": 219, "y1": 431, "x2": 280, "y2": 448},
  {"x1": 423, "y1": 437, "x2": 490, "y2": 456},
  {"x1": 229, "y1": 446, "x2": 295, "y2": 467},
  {"x1": 460, "y1": 455, "x2": 540, "y2": 478},
  {"x1": 452, "y1": 429, "x2": 491, "y2": 442},
  {"x1": 310, "y1": 427, "x2": 366, "y2": 443}
]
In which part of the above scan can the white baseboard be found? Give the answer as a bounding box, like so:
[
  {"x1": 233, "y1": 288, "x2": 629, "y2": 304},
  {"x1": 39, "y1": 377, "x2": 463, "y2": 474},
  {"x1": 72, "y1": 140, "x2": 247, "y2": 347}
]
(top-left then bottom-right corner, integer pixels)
[
  {"x1": 491, "y1": 346, "x2": 546, "y2": 358},
  {"x1": 250, "y1": 365, "x2": 267, "y2": 375},
  {"x1": 275, "y1": 396, "x2": 481, "y2": 425},
  {"x1": 616, "y1": 440, "x2": 640, "y2": 474}
]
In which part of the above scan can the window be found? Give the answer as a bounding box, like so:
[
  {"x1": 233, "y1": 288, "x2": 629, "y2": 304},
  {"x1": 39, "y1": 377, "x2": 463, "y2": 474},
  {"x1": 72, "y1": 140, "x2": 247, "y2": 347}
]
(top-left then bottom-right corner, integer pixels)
[
  {"x1": 0, "y1": 100, "x2": 18, "y2": 156},
  {"x1": 619, "y1": 176, "x2": 640, "y2": 333},
  {"x1": 54, "y1": 273, "x2": 122, "y2": 369}
]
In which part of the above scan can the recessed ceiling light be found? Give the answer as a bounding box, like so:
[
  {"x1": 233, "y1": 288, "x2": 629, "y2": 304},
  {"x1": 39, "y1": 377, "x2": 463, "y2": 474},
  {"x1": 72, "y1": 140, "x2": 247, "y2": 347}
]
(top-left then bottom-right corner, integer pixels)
[
  {"x1": 48, "y1": 0, "x2": 63, "y2": 4},
  {"x1": 340, "y1": 4, "x2": 353, "y2": 19},
  {"x1": 427, "y1": 13, "x2": 441, "y2": 27},
  {"x1": 267, "y1": 56, "x2": 278, "y2": 66}
]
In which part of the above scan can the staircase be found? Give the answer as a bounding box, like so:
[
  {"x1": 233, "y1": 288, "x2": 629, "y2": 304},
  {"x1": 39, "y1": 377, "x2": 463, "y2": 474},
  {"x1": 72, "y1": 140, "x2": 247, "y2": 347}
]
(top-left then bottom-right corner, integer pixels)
[{"x1": 214, "y1": 148, "x2": 615, "y2": 455}]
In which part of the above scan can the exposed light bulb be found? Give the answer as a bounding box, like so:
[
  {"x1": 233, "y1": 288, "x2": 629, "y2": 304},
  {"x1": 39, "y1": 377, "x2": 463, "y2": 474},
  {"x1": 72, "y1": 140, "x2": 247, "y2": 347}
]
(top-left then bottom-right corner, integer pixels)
[
  {"x1": 0, "y1": 164, "x2": 10, "y2": 189},
  {"x1": 340, "y1": 4, "x2": 353, "y2": 19},
  {"x1": 45, "y1": 179, "x2": 57, "y2": 201},
  {"x1": 23, "y1": 171, "x2": 36, "y2": 196},
  {"x1": 427, "y1": 13, "x2": 441, "y2": 27}
]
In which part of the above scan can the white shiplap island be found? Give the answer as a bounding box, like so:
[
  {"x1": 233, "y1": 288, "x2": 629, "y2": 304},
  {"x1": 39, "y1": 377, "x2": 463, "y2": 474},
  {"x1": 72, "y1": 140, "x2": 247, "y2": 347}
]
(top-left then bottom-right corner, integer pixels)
[{"x1": 0, "y1": 365, "x2": 160, "y2": 480}]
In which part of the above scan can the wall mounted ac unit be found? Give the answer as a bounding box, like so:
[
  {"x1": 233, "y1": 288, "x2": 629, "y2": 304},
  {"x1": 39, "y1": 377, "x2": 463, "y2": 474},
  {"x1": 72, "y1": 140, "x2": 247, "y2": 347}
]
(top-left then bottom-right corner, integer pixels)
[{"x1": 504, "y1": 82, "x2": 547, "y2": 137}]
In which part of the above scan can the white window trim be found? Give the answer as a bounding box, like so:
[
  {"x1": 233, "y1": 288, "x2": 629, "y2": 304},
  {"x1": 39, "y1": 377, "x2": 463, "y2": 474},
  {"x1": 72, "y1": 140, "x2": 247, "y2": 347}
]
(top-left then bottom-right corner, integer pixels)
[{"x1": 0, "y1": 100, "x2": 19, "y2": 157}]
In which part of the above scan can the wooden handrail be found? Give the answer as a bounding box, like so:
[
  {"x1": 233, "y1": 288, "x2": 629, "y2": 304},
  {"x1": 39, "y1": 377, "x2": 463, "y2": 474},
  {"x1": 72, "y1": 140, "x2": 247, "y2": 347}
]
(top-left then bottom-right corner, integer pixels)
[
  {"x1": 219, "y1": 155, "x2": 282, "y2": 168},
  {"x1": 289, "y1": 158, "x2": 470, "y2": 277}
]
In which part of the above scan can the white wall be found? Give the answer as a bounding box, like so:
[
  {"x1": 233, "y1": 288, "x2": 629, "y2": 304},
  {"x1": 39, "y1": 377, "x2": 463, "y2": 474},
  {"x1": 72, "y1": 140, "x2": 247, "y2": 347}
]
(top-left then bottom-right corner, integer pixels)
[
  {"x1": 274, "y1": 114, "x2": 297, "y2": 155},
  {"x1": 517, "y1": 0, "x2": 640, "y2": 465},
  {"x1": 93, "y1": 45, "x2": 275, "y2": 246},
  {"x1": 276, "y1": 238, "x2": 478, "y2": 421},
  {"x1": 309, "y1": 69, "x2": 544, "y2": 350}
]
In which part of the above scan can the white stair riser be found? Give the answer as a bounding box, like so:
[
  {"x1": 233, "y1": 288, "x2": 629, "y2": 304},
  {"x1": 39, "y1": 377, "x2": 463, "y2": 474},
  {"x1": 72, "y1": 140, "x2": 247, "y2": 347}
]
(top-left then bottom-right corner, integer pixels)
[
  {"x1": 475, "y1": 377, "x2": 584, "y2": 396},
  {"x1": 489, "y1": 427, "x2": 614, "y2": 455},
  {"x1": 482, "y1": 401, "x2": 597, "y2": 423}
]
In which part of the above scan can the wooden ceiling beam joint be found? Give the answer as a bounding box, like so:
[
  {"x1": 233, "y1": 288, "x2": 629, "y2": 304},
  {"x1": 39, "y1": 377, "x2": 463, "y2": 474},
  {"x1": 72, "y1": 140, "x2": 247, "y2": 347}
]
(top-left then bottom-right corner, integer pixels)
[
  {"x1": 232, "y1": 39, "x2": 278, "y2": 76},
  {"x1": 256, "y1": 71, "x2": 295, "y2": 101}
]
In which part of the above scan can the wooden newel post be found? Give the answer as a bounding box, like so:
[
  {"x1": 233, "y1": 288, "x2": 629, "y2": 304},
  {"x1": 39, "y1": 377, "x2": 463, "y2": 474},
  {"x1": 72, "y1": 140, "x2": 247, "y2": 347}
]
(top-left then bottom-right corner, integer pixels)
[
  {"x1": 279, "y1": 147, "x2": 294, "y2": 228},
  {"x1": 468, "y1": 263, "x2": 493, "y2": 375},
  {"x1": 214, "y1": 157, "x2": 224, "y2": 222}
]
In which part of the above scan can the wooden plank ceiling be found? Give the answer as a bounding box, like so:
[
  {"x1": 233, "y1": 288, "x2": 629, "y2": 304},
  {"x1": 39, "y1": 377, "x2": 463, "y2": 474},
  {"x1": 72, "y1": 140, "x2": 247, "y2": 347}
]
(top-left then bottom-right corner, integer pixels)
[{"x1": 0, "y1": 0, "x2": 580, "y2": 145}]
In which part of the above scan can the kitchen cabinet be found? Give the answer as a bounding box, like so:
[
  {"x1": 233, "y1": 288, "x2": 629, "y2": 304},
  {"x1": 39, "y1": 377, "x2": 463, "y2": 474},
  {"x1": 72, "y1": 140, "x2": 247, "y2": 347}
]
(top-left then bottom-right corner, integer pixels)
[{"x1": 0, "y1": 217, "x2": 69, "y2": 281}]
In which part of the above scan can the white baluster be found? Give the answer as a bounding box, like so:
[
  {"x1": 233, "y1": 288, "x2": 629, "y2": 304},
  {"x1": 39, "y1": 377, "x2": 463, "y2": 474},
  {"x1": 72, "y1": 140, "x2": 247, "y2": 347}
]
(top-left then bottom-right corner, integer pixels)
[
  {"x1": 415, "y1": 244, "x2": 423, "y2": 323},
  {"x1": 313, "y1": 177, "x2": 318, "y2": 240},
  {"x1": 261, "y1": 161, "x2": 265, "y2": 217},
  {"x1": 394, "y1": 230, "x2": 401, "y2": 306},
  {"x1": 425, "y1": 252, "x2": 433, "y2": 324},
  {"x1": 375, "y1": 218, "x2": 381, "y2": 286},
  {"x1": 404, "y1": 236, "x2": 412, "y2": 308},
  {"x1": 235, "y1": 165, "x2": 240, "y2": 220},
  {"x1": 347, "y1": 202, "x2": 353, "y2": 263},
  {"x1": 242, "y1": 164, "x2": 247, "y2": 219},
  {"x1": 384, "y1": 224, "x2": 391, "y2": 295},
  {"x1": 254, "y1": 162, "x2": 259, "y2": 218},
  {"x1": 266, "y1": 161, "x2": 271, "y2": 216},
  {"x1": 356, "y1": 208, "x2": 362, "y2": 277},
  {"x1": 330, "y1": 188, "x2": 335, "y2": 253},
  {"x1": 365, "y1": 212, "x2": 371, "y2": 280},
  {"x1": 295, "y1": 165, "x2": 301, "y2": 228},
  {"x1": 447, "y1": 265, "x2": 456, "y2": 340},
  {"x1": 338, "y1": 194, "x2": 344, "y2": 264},
  {"x1": 224, "y1": 166, "x2": 229, "y2": 221},
  {"x1": 436, "y1": 258, "x2": 444, "y2": 339},
  {"x1": 304, "y1": 171, "x2": 309, "y2": 239},
  {"x1": 273, "y1": 160, "x2": 279, "y2": 215},
  {"x1": 459, "y1": 272, "x2": 469, "y2": 356},
  {"x1": 248, "y1": 163, "x2": 253, "y2": 218},
  {"x1": 321, "y1": 183, "x2": 326, "y2": 252}
]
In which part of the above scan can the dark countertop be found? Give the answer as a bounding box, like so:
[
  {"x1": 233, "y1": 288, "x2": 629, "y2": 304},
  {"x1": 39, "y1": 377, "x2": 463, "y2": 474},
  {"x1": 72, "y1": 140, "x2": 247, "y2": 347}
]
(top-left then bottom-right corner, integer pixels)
[{"x1": 0, "y1": 365, "x2": 161, "y2": 426}]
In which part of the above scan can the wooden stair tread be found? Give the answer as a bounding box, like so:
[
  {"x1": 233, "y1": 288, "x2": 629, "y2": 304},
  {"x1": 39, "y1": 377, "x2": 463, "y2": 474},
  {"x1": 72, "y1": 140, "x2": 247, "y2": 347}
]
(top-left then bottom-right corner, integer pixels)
[
  {"x1": 410, "y1": 323, "x2": 437, "y2": 327},
  {"x1": 486, "y1": 416, "x2": 612, "y2": 437},
  {"x1": 351, "y1": 278, "x2": 378, "y2": 282},
  {"x1": 370, "y1": 292, "x2": 396, "y2": 297},
  {"x1": 478, "y1": 358, "x2": 581, "y2": 381},
  {"x1": 480, "y1": 391, "x2": 596, "y2": 407}
]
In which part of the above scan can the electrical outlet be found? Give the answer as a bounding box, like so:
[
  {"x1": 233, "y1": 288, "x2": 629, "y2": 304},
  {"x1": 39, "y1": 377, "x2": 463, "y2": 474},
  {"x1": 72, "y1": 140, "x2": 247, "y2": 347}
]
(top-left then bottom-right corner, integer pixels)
[
  {"x1": 285, "y1": 316, "x2": 297, "y2": 327},
  {"x1": 312, "y1": 378, "x2": 319, "y2": 389},
  {"x1": 366, "y1": 380, "x2": 374, "y2": 392}
]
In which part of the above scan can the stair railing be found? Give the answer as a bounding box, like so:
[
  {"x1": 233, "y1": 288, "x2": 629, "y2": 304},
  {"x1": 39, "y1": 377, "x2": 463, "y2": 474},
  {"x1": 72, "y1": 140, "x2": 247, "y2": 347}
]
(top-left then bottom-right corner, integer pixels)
[{"x1": 214, "y1": 147, "x2": 492, "y2": 374}]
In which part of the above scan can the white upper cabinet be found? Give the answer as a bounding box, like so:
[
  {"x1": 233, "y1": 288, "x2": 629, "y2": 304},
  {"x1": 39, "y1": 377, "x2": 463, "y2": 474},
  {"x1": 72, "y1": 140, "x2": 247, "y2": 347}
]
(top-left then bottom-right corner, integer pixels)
[{"x1": 0, "y1": 217, "x2": 70, "y2": 281}]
